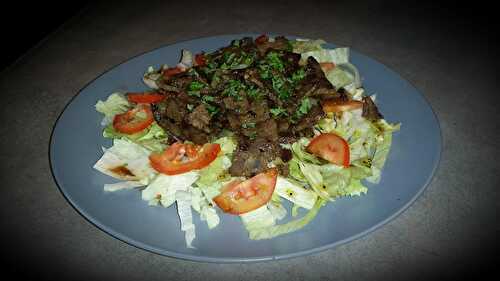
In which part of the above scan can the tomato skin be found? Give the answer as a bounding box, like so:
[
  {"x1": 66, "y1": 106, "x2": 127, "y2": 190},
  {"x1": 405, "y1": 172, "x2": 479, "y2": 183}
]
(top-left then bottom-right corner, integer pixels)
[
  {"x1": 319, "y1": 62, "x2": 335, "y2": 72},
  {"x1": 163, "y1": 66, "x2": 185, "y2": 79},
  {"x1": 127, "y1": 93, "x2": 166, "y2": 104},
  {"x1": 322, "y1": 99, "x2": 363, "y2": 113},
  {"x1": 255, "y1": 34, "x2": 269, "y2": 45},
  {"x1": 213, "y1": 168, "x2": 278, "y2": 215},
  {"x1": 112, "y1": 104, "x2": 154, "y2": 134},
  {"x1": 307, "y1": 133, "x2": 350, "y2": 167},
  {"x1": 194, "y1": 53, "x2": 206, "y2": 66},
  {"x1": 149, "y1": 143, "x2": 220, "y2": 175}
]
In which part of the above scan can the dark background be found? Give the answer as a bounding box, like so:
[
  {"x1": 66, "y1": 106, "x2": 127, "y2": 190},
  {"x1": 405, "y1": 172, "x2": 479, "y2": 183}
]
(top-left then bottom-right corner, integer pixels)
[
  {"x1": 0, "y1": 2, "x2": 89, "y2": 71},
  {"x1": 0, "y1": 1, "x2": 497, "y2": 281},
  {"x1": 0, "y1": 1, "x2": 496, "y2": 72}
]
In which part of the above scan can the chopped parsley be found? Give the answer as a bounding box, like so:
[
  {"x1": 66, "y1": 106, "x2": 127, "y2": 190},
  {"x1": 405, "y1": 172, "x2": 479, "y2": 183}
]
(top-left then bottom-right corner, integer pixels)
[
  {"x1": 201, "y1": 95, "x2": 215, "y2": 103},
  {"x1": 291, "y1": 67, "x2": 306, "y2": 84},
  {"x1": 266, "y1": 51, "x2": 285, "y2": 72},
  {"x1": 291, "y1": 98, "x2": 312, "y2": 123},
  {"x1": 187, "y1": 80, "x2": 206, "y2": 97},
  {"x1": 242, "y1": 122, "x2": 256, "y2": 129},
  {"x1": 270, "y1": 107, "x2": 288, "y2": 118},
  {"x1": 246, "y1": 86, "x2": 262, "y2": 100},
  {"x1": 204, "y1": 103, "x2": 220, "y2": 117},
  {"x1": 271, "y1": 76, "x2": 291, "y2": 100},
  {"x1": 222, "y1": 79, "x2": 245, "y2": 100}
]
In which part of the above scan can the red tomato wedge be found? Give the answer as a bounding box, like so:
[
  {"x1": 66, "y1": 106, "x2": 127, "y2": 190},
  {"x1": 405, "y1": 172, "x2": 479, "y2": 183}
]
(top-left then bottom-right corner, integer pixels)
[
  {"x1": 319, "y1": 62, "x2": 335, "y2": 72},
  {"x1": 194, "y1": 53, "x2": 206, "y2": 66},
  {"x1": 213, "y1": 168, "x2": 278, "y2": 215},
  {"x1": 149, "y1": 142, "x2": 221, "y2": 175},
  {"x1": 127, "y1": 93, "x2": 166, "y2": 104},
  {"x1": 255, "y1": 34, "x2": 269, "y2": 45},
  {"x1": 113, "y1": 104, "x2": 154, "y2": 134},
  {"x1": 307, "y1": 133, "x2": 350, "y2": 167},
  {"x1": 322, "y1": 99, "x2": 363, "y2": 113},
  {"x1": 163, "y1": 66, "x2": 185, "y2": 79}
]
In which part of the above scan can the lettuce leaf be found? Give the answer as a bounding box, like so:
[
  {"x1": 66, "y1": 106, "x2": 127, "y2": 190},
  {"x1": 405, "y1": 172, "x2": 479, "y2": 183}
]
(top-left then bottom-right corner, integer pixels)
[
  {"x1": 103, "y1": 122, "x2": 168, "y2": 152},
  {"x1": 93, "y1": 139, "x2": 156, "y2": 184},
  {"x1": 95, "y1": 93, "x2": 131, "y2": 126},
  {"x1": 141, "y1": 171, "x2": 199, "y2": 207},
  {"x1": 301, "y1": 48, "x2": 350, "y2": 65},
  {"x1": 189, "y1": 186, "x2": 220, "y2": 229},
  {"x1": 275, "y1": 176, "x2": 317, "y2": 210},
  {"x1": 244, "y1": 199, "x2": 325, "y2": 240},
  {"x1": 292, "y1": 39, "x2": 326, "y2": 53},
  {"x1": 175, "y1": 190, "x2": 196, "y2": 248}
]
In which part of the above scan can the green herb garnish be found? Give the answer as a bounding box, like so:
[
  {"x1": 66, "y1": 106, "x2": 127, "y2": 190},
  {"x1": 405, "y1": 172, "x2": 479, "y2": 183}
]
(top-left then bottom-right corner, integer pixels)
[
  {"x1": 242, "y1": 122, "x2": 256, "y2": 129},
  {"x1": 291, "y1": 98, "x2": 312, "y2": 122},
  {"x1": 270, "y1": 107, "x2": 288, "y2": 118},
  {"x1": 246, "y1": 86, "x2": 262, "y2": 100},
  {"x1": 222, "y1": 79, "x2": 245, "y2": 100},
  {"x1": 266, "y1": 51, "x2": 285, "y2": 72}
]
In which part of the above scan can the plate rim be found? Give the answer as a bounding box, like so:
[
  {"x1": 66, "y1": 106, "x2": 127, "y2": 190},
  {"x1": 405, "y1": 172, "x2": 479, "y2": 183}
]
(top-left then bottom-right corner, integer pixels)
[{"x1": 49, "y1": 33, "x2": 442, "y2": 263}]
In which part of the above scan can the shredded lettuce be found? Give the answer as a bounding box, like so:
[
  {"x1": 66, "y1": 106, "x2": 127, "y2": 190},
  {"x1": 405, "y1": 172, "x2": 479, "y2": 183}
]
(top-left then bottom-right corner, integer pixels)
[
  {"x1": 93, "y1": 139, "x2": 156, "y2": 184},
  {"x1": 104, "y1": 181, "x2": 144, "y2": 192},
  {"x1": 366, "y1": 132, "x2": 393, "y2": 184},
  {"x1": 189, "y1": 186, "x2": 220, "y2": 229},
  {"x1": 244, "y1": 199, "x2": 325, "y2": 240},
  {"x1": 292, "y1": 39, "x2": 326, "y2": 53},
  {"x1": 301, "y1": 48, "x2": 350, "y2": 65},
  {"x1": 267, "y1": 200, "x2": 287, "y2": 221},
  {"x1": 141, "y1": 171, "x2": 199, "y2": 207},
  {"x1": 175, "y1": 190, "x2": 196, "y2": 248},
  {"x1": 240, "y1": 205, "x2": 276, "y2": 231},
  {"x1": 95, "y1": 93, "x2": 131, "y2": 126},
  {"x1": 275, "y1": 176, "x2": 318, "y2": 210},
  {"x1": 103, "y1": 122, "x2": 168, "y2": 152},
  {"x1": 214, "y1": 136, "x2": 237, "y2": 155}
]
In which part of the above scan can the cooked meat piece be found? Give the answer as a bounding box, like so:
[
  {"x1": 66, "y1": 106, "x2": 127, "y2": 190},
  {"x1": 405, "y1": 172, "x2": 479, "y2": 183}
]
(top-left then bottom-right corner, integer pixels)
[
  {"x1": 250, "y1": 99, "x2": 270, "y2": 122},
  {"x1": 277, "y1": 164, "x2": 289, "y2": 177},
  {"x1": 227, "y1": 113, "x2": 242, "y2": 131},
  {"x1": 257, "y1": 119, "x2": 278, "y2": 142},
  {"x1": 362, "y1": 96, "x2": 384, "y2": 121},
  {"x1": 164, "y1": 73, "x2": 193, "y2": 89},
  {"x1": 223, "y1": 96, "x2": 250, "y2": 113},
  {"x1": 280, "y1": 148, "x2": 293, "y2": 162},
  {"x1": 184, "y1": 126, "x2": 210, "y2": 144},
  {"x1": 229, "y1": 139, "x2": 282, "y2": 177},
  {"x1": 277, "y1": 119, "x2": 290, "y2": 133},
  {"x1": 256, "y1": 36, "x2": 290, "y2": 56},
  {"x1": 244, "y1": 68, "x2": 265, "y2": 88},
  {"x1": 293, "y1": 104, "x2": 325, "y2": 132},
  {"x1": 187, "y1": 105, "x2": 212, "y2": 133},
  {"x1": 164, "y1": 98, "x2": 188, "y2": 123}
]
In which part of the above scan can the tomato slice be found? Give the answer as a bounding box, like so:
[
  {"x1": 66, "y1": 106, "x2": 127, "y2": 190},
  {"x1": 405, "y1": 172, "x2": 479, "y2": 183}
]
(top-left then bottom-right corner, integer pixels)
[
  {"x1": 213, "y1": 169, "x2": 278, "y2": 215},
  {"x1": 319, "y1": 62, "x2": 335, "y2": 72},
  {"x1": 112, "y1": 104, "x2": 154, "y2": 134},
  {"x1": 163, "y1": 66, "x2": 185, "y2": 79},
  {"x1": 307, "y1": 133, "x2": 350, "y2": 167},
  {"x1": 194, "y1": 53, "x2": 206, "y2": 66},
  {"x1": 149, "y1": 142, "x2": 221, "y2": 175},
  {"x1": 127, "y1": 93, "x2": 166, "y2": 104},
  {"x1": 255, "y1": 34, "x2": 269, "y2": 45},
  {"x1": 322, "y1": 99, "x2": 363, "y2": 113}
]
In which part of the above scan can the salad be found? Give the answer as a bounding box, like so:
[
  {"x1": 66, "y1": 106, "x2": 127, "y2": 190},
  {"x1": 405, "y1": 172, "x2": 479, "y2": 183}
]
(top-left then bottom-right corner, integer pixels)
[{"x1": 93, "y1": 35, "x2": 400, "y2": 248}]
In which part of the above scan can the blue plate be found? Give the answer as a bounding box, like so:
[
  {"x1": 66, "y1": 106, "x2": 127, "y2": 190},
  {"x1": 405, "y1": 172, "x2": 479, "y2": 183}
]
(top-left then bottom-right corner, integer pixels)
[{"x1": 49, "y1": 34, "x2": 441, "y2": 262}]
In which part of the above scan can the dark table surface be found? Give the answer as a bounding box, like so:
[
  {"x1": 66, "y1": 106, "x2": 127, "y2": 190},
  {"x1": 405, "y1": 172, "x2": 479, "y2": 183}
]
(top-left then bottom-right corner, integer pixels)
[{"x1": 1, "y1": 1, "x2": 498, "y2": 280}]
